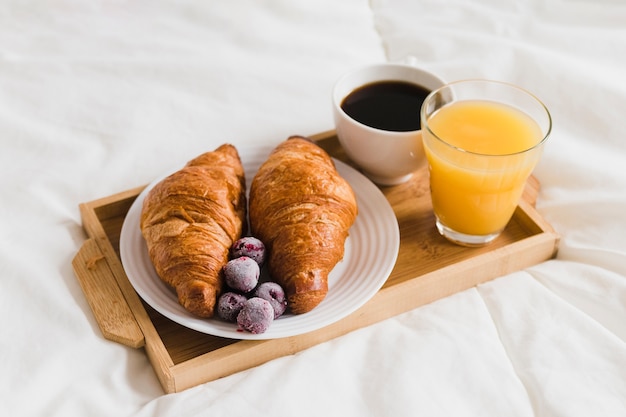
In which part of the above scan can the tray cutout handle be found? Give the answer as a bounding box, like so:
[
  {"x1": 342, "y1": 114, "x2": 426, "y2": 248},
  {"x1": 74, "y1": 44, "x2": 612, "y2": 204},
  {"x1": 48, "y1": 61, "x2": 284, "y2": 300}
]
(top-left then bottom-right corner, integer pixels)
[{"x1": 72, "y1": 238, "x2": 145, "y2": 348}]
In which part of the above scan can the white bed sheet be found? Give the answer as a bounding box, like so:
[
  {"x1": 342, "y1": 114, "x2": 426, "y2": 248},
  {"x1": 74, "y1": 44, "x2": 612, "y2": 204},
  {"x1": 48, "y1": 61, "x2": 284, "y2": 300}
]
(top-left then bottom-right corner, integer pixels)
[{"x1": 1, "y1": 0, "x2": 625, "y2": 416}]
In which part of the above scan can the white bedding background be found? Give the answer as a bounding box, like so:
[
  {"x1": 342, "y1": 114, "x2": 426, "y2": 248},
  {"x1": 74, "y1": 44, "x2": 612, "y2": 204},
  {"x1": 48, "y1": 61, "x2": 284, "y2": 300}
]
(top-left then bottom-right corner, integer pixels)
[{"x1": 1, "y1": 0, "x2": 625, "y2": 416}]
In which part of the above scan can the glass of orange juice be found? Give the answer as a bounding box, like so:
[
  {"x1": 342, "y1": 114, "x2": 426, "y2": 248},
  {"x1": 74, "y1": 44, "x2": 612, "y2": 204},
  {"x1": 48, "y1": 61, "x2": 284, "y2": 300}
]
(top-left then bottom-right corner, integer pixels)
[{"x1": 420, "y1": 80, "x2": 552, "y2": 246}]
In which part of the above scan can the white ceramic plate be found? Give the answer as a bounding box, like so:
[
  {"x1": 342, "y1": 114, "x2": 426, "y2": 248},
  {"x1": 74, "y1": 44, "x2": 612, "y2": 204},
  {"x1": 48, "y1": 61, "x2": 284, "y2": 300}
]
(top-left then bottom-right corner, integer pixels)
[{"x1": 119, "y1": 145, "x2": 399, "y2": 340}]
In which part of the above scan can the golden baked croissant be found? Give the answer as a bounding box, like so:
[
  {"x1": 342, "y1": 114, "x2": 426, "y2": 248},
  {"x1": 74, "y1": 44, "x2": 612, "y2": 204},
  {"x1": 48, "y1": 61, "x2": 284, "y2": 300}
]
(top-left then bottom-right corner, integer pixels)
[
  {"x1": 140, "y1": 144, "x2": 246, "y2": 318},
  {"x1": 249, "y1": 136, "x2": 358, "y2": 314}
]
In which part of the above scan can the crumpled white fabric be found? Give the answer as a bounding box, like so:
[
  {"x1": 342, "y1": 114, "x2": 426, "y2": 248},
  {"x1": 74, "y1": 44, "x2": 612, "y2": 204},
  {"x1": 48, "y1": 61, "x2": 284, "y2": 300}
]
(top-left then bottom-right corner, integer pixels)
[{"x1": 2, "y1": 0, "x2": 625, "y2": 416}]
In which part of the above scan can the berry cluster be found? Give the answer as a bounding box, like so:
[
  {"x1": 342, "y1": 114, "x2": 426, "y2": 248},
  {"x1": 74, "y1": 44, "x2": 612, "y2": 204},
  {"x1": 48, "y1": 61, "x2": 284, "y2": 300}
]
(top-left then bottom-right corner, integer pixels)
[{"x1": 216, "y1": 237, "x2": 287, "y2": 334}]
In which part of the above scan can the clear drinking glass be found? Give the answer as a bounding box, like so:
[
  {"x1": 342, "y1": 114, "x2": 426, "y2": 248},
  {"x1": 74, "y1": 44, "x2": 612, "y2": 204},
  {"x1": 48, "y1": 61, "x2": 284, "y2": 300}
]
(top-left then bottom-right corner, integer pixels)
[{"x1": 420, "y1": 80, "x2": 552, "y2": 246}]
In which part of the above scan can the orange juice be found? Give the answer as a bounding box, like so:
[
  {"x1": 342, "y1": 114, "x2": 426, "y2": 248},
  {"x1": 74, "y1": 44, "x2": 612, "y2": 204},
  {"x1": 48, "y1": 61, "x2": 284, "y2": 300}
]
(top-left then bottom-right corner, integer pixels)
[{"x1": 423, "y1": 99, "x2": 544, "y2": 237}]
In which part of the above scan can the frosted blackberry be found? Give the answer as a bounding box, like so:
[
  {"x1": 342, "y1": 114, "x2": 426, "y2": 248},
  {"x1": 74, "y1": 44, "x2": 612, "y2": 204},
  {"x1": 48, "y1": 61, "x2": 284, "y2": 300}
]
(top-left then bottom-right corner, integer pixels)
[
  {"x1": 223, "y1": 256, "x2": 259, "y2": 293},
  {"x1": 231, "y1": 237, "x2": 266, "y2": 266},
  {"x1": 216, "y1": 292, "x2": 247, "y2": 322},
  {"x1": 254, "y1": 282, "x2": 287, "y2": 319},
  {"x1": 237, "y1": 297, "x2": 274, "y2": 334}
]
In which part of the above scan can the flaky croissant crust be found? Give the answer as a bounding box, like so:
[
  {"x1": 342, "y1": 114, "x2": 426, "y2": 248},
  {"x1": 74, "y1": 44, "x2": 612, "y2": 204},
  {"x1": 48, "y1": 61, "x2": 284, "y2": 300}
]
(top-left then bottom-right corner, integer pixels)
[
  {"x1": 140, "y1": 144, "x2": 246, "y2": 318},
  {"x1": 249, "y1": 136, "x2": 358, "y2": 314}
]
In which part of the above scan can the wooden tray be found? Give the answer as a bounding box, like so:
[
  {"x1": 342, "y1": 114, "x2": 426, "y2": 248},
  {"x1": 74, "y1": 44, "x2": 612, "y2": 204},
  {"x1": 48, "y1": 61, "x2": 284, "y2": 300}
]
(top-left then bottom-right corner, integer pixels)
[{"x1": 72, "y1": 130, "x2": 559, "y2": 393}]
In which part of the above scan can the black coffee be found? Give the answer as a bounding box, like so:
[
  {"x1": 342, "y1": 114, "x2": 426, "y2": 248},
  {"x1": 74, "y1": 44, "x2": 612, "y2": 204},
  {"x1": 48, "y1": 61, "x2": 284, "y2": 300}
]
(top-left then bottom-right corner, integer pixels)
[{"x1": 340, "y1": 80, "x2": 430, "y2": 132}]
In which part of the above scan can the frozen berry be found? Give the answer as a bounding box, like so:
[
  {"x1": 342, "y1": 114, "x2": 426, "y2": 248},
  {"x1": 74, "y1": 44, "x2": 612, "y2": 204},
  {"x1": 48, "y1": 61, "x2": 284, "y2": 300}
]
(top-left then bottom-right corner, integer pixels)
[
  {"x1": 223, "y1": 256, "x2": 259, "y2": 293},
  {"x1": 231, "y1": 237, "x2": 266, "y2": 266},
  {"x1": 237, "y1": 297, "x2": 275, "y2": 334},
  {"x1": 216, "y1": 292, "x2": 247, "y2": 322},
  {"x1": 254, "y1": 282, "x2": 287, "y2": 319}
]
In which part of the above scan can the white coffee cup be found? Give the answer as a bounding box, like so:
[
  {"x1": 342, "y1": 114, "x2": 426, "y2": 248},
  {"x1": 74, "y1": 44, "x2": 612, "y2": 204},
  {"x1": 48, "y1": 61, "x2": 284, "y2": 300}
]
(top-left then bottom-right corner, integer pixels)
[{"x1": 332, "y1": 63, "x2": 446, "y2": 185}]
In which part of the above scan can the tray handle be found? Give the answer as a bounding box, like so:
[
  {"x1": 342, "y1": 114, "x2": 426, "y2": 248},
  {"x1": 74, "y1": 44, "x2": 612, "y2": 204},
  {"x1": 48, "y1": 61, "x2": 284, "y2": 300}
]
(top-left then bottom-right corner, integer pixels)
[{"x1": 72, "y1": 238, "x2": 145, "y2": 348}]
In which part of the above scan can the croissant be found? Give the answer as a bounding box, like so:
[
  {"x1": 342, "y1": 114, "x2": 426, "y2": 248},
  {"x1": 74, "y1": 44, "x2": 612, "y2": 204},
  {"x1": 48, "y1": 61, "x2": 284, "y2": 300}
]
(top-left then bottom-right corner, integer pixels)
[
  {"x1": 140, "y1": 144, "x2": 246, "y2": 318},
  {"x1": 249, "y1": 136, "x2": 358, "y2": 314}
]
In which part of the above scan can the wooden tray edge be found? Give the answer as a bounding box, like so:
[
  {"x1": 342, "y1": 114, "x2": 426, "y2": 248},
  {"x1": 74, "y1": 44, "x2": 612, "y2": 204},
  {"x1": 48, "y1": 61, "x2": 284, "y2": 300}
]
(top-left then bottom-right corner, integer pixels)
[
  {"x1": 75, "y1": 194, "x2": 178, "y2": 393},
  {"x1": 72, "y1": 132, "x2": 560, "y2": 393}
]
